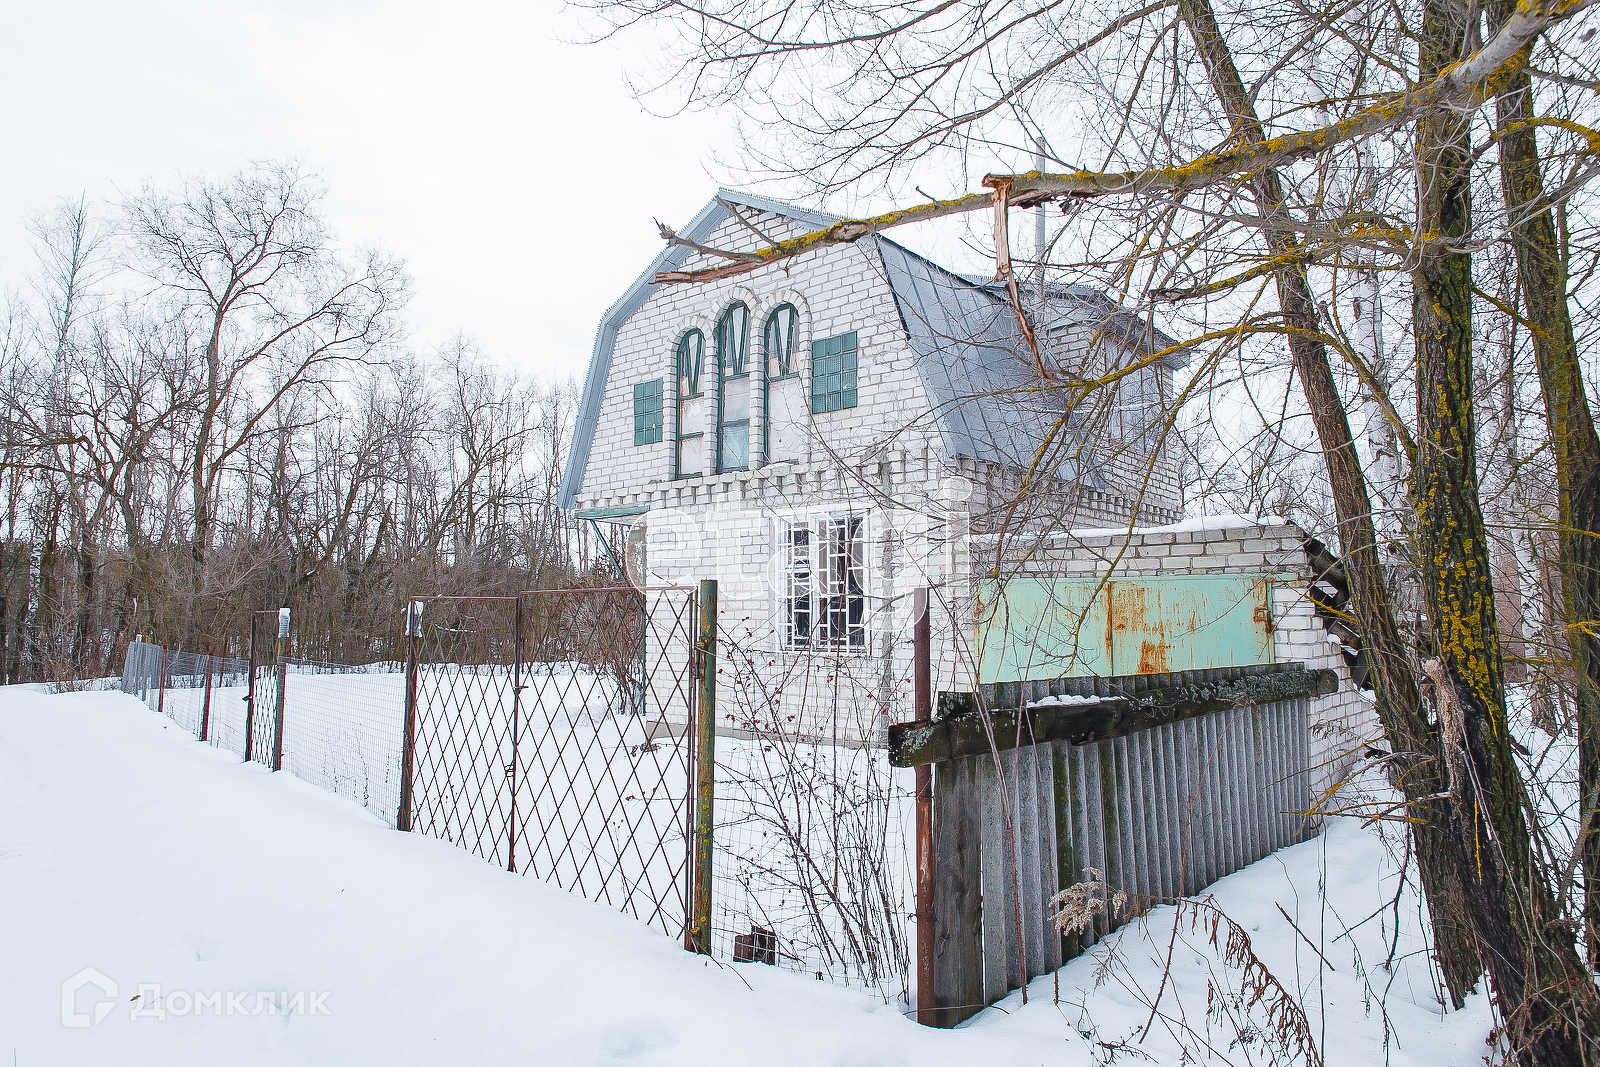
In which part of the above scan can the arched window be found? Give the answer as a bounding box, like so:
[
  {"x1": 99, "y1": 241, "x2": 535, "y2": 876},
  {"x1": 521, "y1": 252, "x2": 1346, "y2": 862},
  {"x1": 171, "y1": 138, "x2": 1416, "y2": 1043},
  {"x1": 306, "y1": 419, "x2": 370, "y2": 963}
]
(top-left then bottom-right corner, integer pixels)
[
  {"x1": 716, "y1": 304, "x2": 751, "y2": 472},
  {"x1": 717, "y1": 304, "x2": 750, "y2": 377},
  {"x1": 765, "y1": 304, "x2": 797, "y2": 377},
  {"x1": 677, "y1": 329, "x2": 704, "y2": 398}
]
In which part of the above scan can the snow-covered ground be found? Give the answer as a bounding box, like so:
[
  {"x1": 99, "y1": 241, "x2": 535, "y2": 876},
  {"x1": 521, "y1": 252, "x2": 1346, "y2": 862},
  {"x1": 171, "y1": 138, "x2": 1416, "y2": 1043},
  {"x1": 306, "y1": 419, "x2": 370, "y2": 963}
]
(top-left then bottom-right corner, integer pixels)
[{"x1": 2, "y1": 688, "x2": 1495, "y2": 1065}]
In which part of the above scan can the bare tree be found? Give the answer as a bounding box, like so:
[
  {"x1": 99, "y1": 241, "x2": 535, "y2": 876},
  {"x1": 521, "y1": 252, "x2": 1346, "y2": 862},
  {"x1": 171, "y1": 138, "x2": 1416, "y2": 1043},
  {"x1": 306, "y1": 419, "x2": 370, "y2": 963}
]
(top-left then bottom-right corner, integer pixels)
[
  {"x1": 122, "y1": 162, "x2": 406, "y2": 642},
  {"x1": 585, "y1": 0, "x2": 1600, "y2": 1058}
]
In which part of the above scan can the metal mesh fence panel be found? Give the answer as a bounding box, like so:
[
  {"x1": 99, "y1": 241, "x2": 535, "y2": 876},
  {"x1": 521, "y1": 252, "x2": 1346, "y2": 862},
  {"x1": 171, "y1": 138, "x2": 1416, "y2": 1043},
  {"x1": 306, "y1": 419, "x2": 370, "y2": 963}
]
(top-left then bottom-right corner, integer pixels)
[
  {"x1": 205, "y1": 663, "x2": 254, "y2": 758},
  {"x1": 404, "y1": 589, "x2": 699, "y2": 942},
  {"x1": 277, "y1": 659, "x2": 406, "y2": 825},
  {"x1": 121, "y1": 642, "x2": 250, "y2": 747},
  {"x1": 122, "y1": 638, "x2": 407, "y2": 823},
  {"x1": 511, "y1": 589, "x2": 698, "y2": 936},
  {"x1": 406, "y1": 596, "x2": 522, "y2": 864}
]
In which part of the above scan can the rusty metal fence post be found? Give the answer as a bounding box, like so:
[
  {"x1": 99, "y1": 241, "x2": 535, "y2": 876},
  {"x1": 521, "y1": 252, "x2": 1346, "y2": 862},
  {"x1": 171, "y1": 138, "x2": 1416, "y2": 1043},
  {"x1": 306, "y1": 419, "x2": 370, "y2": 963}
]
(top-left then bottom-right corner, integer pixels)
[
  {"x1": 156, "y1": 645, "x2": 168, "y2": 718},
  {"x1": 689, "y1": 579, "x2": 718, "y2": 954},
  {"x1": 397, "y1": 600, "x2": 422, "y2": 832},
  {"x1": 271, "y1": 607, "x2": 290, "y2": 772},
  {"x1": 913, "y1": 587, "x2": 935, "y2": 1024}
]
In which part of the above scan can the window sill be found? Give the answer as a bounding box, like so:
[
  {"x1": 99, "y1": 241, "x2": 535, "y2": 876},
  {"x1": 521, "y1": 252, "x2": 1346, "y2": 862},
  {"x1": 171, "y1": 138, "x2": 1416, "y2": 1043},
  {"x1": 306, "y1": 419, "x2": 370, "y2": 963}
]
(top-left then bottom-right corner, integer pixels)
[{"x1": 778, "y1": 645, "x2": 870, "y2": 656}]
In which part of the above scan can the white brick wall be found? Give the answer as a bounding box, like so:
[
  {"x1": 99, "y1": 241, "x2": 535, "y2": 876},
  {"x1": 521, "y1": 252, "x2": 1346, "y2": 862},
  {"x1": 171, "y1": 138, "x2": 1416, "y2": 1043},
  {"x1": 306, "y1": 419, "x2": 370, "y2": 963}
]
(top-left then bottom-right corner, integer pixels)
[
  {"x1": 576, "y1": 207, "x2": 1276, "y2": 745},
  {"x1": 577, "y1": 211, "x2": 944, "y2": 512},
  {"x1": 574, "y1": 207, "x2": 1182, "y2": 526}
]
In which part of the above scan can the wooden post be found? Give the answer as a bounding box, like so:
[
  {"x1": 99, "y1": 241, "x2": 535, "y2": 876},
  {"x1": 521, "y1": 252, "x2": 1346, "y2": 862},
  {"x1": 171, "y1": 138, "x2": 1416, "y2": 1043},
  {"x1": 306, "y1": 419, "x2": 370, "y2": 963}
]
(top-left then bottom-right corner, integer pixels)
[
  {"x1": 914, "y1": 587, "x2": 935, "y2": 1024},
  {"x1": 689, "y1": 579, "x2": 718, "y2": 954},
  {"x1": 200, "y1": 653, "x2": 213, "y2": 742},
  {"x1": 397, "y1": 601, "x2": 421, "y2": 832},
  {"x1": 271, "y1": 608, "x2": 290, "y2": 772}
]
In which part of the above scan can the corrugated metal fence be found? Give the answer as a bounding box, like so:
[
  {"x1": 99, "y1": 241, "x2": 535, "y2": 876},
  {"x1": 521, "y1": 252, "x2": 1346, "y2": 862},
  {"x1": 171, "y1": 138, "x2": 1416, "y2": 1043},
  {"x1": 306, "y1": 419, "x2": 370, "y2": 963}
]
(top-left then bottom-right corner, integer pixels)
[{"x1": 894, "y1": 671, "x2": 1321, "y2": 1026}]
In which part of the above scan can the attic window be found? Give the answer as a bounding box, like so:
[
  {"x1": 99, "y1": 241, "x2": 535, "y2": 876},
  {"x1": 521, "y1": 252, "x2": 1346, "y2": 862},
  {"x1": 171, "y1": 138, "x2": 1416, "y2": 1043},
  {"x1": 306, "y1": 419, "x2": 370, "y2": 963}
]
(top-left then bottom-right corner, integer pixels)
[
  {"x1": 678, "y1": 330, "x2": 704, "y2": 398},
  {"x1": 717, "y1": 304, "x2": 750, "y2": 377},
  {"x1": 766, "y1": 304, "x2": 798, "y2": 377},
  {"x1": 810, "y1": 331, "x2": 858, "y2": 414}
]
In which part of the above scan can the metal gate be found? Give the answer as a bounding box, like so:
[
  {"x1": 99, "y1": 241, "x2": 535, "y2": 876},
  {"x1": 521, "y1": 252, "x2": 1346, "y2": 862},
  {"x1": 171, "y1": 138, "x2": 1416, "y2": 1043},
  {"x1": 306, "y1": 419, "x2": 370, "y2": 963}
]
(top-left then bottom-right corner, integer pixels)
[
  {"x1": 244, "y1": 608, "x2": 286, "y2": 767},
  {"x1": 398, "y1": 588, "x2": 700, "y2": 939}
]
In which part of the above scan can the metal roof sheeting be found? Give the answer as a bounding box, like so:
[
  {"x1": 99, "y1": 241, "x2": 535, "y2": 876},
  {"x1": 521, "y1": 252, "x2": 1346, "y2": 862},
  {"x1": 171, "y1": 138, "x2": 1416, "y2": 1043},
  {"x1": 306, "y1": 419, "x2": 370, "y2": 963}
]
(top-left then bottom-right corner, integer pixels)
[
  {"x1": 559, "y1": 191, "x2": 1183, "y2": 506},
  {"x1": 873, "y1": 238, "x2": 1099, "y2": 482}
]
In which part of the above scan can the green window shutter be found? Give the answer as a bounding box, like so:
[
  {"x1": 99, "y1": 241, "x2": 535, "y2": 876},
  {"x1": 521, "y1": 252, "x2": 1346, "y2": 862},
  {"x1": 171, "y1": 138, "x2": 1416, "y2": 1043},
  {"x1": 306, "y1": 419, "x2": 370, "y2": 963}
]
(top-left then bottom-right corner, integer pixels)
[
  {"x1": 810, "y1": 331, "x2": 858, "y2": 414},
  {"x1": 633, "y1": 379, "x2": 663, "y2": 445}
]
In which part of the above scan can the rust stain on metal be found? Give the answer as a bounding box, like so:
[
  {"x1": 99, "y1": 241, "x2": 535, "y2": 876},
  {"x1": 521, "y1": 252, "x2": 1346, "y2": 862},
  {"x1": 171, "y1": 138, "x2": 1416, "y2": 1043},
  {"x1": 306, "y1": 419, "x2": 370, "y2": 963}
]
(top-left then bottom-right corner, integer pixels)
[
  {"x1": 1107, "y1": 584, "x2": 1175, "y2": 674},
  {"x1": 1108, "y1": 584, "x2": 1146, "y2": 632},
  {"x1": 1252, "y1": 579, "x2": 1275, "y2": 633},
  {"x1": 1137, "y1": 639, "x2": 1170, "y2": 674}
]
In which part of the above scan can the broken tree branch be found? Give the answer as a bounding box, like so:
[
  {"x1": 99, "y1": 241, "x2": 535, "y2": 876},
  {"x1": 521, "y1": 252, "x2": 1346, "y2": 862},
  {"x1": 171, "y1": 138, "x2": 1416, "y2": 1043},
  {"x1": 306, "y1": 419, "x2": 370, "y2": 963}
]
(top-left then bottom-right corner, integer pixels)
[{"x1": 652, "y1": 0, "x2": 1596, "y2": 284}]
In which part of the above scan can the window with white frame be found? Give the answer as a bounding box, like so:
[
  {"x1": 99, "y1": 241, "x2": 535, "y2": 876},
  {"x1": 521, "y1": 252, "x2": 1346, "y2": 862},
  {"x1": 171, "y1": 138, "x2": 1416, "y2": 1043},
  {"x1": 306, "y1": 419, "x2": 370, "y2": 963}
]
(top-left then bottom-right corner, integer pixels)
[{"x1": 781, "y1": 515, "x2": 866, "y2": 650}]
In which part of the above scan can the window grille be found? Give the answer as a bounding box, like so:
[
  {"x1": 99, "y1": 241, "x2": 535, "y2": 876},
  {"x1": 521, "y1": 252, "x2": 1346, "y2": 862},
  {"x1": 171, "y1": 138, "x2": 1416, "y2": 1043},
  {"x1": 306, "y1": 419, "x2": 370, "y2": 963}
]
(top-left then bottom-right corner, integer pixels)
[
  {"x1": 781, "y1": 515, "x2": 865, "y2": 650},
  {"x1": 810, "y1": 331, "x2": 858, "y2": 413},
  {"x1": 678, "y1": 330, "x2": 704, "y2": 397},
  {"x1": 633, "y1": 379, "x2": 663, "y2": 445},
  {"x1": 783, "y1": 525, "x2": 813, "y2": 648},
  {"x1": 765, "y1": 304, "x2": 797, "y2": 377}
]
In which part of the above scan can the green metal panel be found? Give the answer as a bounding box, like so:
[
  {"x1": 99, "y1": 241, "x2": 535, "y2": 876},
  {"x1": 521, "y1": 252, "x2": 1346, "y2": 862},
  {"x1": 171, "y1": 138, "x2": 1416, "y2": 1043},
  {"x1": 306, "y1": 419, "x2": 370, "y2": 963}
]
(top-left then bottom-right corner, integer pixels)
[{"x1": 976, "y1": 575, "x2": 1274, "y2": 683}]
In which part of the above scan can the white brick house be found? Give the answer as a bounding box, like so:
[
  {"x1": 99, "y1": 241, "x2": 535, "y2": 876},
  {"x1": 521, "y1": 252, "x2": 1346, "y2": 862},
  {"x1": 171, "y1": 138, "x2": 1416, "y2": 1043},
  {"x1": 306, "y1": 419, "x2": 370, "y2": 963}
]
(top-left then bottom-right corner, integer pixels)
[{"x1": 560, "y1": 190, "x2": 1372, "y2": 763}]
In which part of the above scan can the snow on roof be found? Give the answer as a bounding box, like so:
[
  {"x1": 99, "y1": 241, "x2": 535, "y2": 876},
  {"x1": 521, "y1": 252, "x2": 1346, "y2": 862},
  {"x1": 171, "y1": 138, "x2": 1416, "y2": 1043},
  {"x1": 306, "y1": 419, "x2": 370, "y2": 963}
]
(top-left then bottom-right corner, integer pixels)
[{"x1": 967, "y1": 513, "x2": 1293, "y2": 542}]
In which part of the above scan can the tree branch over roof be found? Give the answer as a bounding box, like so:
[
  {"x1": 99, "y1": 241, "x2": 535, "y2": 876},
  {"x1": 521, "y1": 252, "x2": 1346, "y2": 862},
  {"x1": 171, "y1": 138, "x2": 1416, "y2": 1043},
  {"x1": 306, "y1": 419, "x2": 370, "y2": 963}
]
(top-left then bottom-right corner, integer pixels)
[{"x1": 653, "y1": 0, "x2": 1598, "y2": 284}]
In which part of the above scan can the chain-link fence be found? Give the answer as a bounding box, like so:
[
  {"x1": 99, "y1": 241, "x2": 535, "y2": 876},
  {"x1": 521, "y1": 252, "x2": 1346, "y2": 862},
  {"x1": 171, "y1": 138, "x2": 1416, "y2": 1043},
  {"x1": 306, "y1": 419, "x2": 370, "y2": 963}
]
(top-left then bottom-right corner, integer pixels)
[
  {"x1": 121, "y1": 583, "x2": 918, "y2": 1004},
  {"x1": 277, "y1": 659, "x2": 406, "y2": 822},
  {"x1": 400, "y1": 589, "x2": 700, "y2": 940},
  {"x1": 121, "y1": 640, "x2": 250, "y2": 740}
]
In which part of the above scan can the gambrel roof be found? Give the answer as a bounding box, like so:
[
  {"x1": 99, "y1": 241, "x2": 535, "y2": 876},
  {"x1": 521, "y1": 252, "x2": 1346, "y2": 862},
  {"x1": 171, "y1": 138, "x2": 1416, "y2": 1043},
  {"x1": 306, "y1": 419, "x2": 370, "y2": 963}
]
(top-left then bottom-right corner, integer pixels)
[{"x1": 559, "y1": 190, "x2": 1186, "y2": 508}]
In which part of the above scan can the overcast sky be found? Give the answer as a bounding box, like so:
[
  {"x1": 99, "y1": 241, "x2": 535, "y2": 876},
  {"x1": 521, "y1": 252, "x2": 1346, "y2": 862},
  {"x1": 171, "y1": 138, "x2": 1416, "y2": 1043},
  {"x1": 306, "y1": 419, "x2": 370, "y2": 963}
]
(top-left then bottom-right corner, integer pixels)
[{"x1": 0, "y1": 0, "x2": 749, "y2": 383}]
